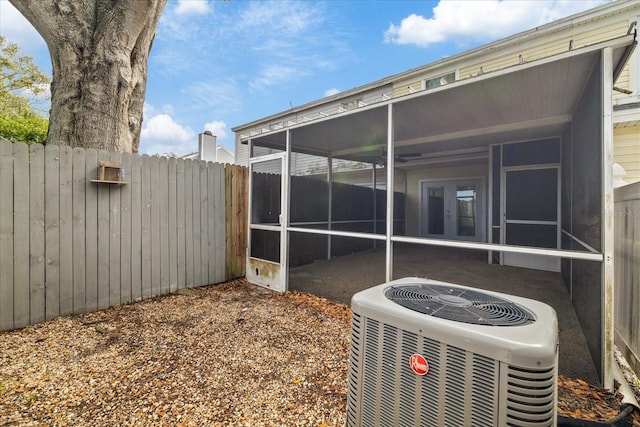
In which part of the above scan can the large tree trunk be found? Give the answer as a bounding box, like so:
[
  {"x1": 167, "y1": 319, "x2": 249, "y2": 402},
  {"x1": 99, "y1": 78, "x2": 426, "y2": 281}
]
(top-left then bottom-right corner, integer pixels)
[{"x1": 9, "y1": 0, "x2": 167, "y2": 152}]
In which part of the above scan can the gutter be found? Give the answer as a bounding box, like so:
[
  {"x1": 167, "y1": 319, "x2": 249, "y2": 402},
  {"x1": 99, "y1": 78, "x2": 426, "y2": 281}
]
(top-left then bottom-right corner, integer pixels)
[{"x1": 614, "y1": 362, "x2": 640, "y2": 411}]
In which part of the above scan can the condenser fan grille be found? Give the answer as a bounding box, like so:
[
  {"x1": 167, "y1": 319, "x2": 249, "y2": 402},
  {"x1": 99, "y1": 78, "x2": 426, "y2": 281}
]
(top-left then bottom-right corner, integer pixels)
[{"x1": 385, "y1": 284, "x2": 535, "y2": 326}]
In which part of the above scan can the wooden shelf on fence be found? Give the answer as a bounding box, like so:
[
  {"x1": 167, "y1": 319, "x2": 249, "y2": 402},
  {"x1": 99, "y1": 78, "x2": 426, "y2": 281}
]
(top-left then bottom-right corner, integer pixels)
[
  {"x1": 90, "y1": 179, "x2": 128, "y2": 185},
  {"x1": 92, "y1": 160, "x2": 127, "y2": 184}
]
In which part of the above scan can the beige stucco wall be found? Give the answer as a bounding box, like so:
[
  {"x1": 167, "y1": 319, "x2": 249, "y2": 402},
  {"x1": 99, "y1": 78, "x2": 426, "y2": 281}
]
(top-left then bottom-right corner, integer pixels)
[{"x1": 404, "y1": 163, "x2": 489, "y2": 237}]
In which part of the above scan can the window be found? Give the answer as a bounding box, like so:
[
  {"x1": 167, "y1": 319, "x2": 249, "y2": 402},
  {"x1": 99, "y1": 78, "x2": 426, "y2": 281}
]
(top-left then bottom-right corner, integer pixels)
[
  {"x1": 425, "y1": 72, "x2": 456, "y2": 90},
  {"x1": 340, "y1": 98, "x2": 363, "y2": 111}
]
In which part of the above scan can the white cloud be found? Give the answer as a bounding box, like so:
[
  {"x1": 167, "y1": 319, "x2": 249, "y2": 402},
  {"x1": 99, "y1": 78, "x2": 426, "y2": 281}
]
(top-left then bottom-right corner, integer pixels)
[
  {"x1": 384, "y1": 0, "x2": 610, "y2": 48},
  {"x1": 203, "y1": 120, "x2": 228, "y2": 141},
  {"x1": 155, "y1": 0, "x2": 348, "y2": 105},
  {"x1": 238, "y1": 0, "x2": 321, "y2": 35},
  {"x1": 186, "y1": 79, "x2": 243, "y2": 111},
  {"x1": 251, "y1": 64, "x2": 307, "y2": 90},
  {"x1": 232, "y1": 1, "x2": 341, "y2": 92},
  {"x1": 140, "y1": 111, "x2": 196, "y2": 156},
  {"x1": 175, "y1": 0, "x2": 211, "y2": 16},
  {"x1": 324, "y1": 88, "x2": 340, "y2": 97},
  {"x1": 143, "y1": 102, "x2": 160, "y2": 118},
  {"x1": 142, "y1": 114, "x2": 193, "y2": 142},
  {"x1": 160, "y1": 104, "x2": 176, "y2": 116}
]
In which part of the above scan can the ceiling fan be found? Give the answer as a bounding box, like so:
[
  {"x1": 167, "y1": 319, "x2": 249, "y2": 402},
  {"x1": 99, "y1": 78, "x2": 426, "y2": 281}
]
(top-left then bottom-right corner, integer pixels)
[
  {"x1": 357, "y1": 149, "x2": 422, "y2": 165},
  {"x1": 392, "y1": 151, "x2": 422, "y2": 163}
]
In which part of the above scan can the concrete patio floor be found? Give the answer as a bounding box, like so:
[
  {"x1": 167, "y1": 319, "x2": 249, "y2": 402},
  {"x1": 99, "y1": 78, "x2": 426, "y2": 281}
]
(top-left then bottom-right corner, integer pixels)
[{"x1": 289, "y1": 243, "x2": 600, "y2": 385}]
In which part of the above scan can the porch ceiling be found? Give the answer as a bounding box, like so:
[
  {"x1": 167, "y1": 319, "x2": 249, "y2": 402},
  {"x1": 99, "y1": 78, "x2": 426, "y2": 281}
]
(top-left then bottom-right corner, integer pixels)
[{"x1": 250, "y1": 37, "x2": 634, "y2": 167}]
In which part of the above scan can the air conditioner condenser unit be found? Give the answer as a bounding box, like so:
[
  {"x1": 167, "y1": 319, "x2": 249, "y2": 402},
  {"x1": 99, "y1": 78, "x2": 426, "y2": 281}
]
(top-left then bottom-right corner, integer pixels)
[{"x1": 346, "y1": 277, "x2": 558, "y2": 427}]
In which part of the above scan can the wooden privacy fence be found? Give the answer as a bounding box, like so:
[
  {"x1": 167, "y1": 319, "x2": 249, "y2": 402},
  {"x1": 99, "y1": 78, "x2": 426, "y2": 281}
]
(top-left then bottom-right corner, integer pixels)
[
  {"x1": 614, "y1": 181, "x2": 640, "y2": 377},
  {"x1": 0, "y1": 140, "x2": 247, "y2": 332}
]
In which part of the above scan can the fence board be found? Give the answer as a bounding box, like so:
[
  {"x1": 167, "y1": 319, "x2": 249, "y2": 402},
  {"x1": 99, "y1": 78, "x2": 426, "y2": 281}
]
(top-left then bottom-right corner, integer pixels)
[
  {"x1": 192, "y1": 160, "x2": 202, "y2": 286},
  {"x1": 140, "y1": 155, "x2": 152, "y2": 298},
  {"x1": 176, "y1": 159, "x2": 186, "y2": 289},
  {"x1": 199, "y1": 161, "x2": 209, "y2": 285},
  {"x1": 0, "y1": 140, "x2": 14, "y2": 330},
  {"x1": 232, "y1": 166, "x2": 241, "y2": 278},
  {"x1": 12, "y1": 143, "x2": 29, "y2": 328},
  {"x1": 615, "y1": 184, "x2": 640, "y2": 377},
  {"x1": 184, "y1": 160, "x2": 194, "y2": 287},
  {"x1": 96, "y1": 151, "x2": 111, "y2": 310},
  {"x1": 59, "y1": 146, "x2": 74, "y2": 316},
  {"x1": 130, "y1": 154, "x2": 142, "y2": 301},
  {"x1": 239, "y1": 167, "x2": 248, "y2": 277},
  {"x1": 159, "y1": 156, "x2": 170, "y2": 294},
  {"x1": 84, "y1": 149, "x2": 99, "y2": 312},
  {"x1": 29, "y1": 144, "x2": 46, "y2": 324},
  {"x1": 217, "y1": 164, "x2": 228, "y2": 282},
  {"x1": 168, "y1": 157, "x2": 178, "y2": 292},
  {"x1": 108, "y1": 152, "x2": 122, "y2": 307},
  {"x1": 225, "y1": 166, "x2": 233, "y2": 279},
  {"x1": 45, "y1": 145, "x2": 60, "y2": 320},
  {"x1": 150, "y1": 156, "x2": 161, "y2": 295},
  {"x1": 120, "y1": 153, "x2": 132, "y2": 304},
  {"x1": 207, "y1": 163, "x2": 224, "y2": 283},
  {"x1": 226, "y1": 165, "x2": 247, "y2": 279},
  {"x1": 72, "y1": 148, "x2": 86, "y2": 314}
]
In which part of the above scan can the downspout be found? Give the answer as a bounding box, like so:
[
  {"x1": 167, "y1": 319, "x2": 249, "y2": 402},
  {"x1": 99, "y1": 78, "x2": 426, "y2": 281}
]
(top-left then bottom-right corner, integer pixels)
[{"x1": 614, "y1": 362, "x2": 640, "y2": 412}]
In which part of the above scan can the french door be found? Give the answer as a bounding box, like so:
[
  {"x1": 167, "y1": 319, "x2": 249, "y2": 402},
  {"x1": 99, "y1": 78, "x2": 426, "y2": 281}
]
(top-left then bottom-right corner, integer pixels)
[{"x1": 420, "y1": 178, "x2": 484, "y2": 242}]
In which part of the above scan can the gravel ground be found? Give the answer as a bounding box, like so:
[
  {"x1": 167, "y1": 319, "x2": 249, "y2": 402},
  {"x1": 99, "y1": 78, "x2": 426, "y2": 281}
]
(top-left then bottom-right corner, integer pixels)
[
  {"x1": 0, "y1": 278, "x2": 637, "y2": 426},
  {"x1": 0, "y1": 280, "x2": 350, "y2": 426}
]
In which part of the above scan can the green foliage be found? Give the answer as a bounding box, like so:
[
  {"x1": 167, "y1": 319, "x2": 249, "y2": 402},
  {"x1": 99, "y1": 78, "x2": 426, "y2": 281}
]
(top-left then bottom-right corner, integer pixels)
[
  {"x1": 0, "y1": 35, "x2": 49, "y2": 144},
  {"x1": 0, "y1": 113, "x2": 48, "y2": 144}
]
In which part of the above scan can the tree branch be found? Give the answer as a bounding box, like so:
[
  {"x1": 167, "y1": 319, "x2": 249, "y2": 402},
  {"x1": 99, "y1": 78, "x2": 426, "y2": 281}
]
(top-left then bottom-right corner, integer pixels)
[{"x1": 9, "y1": 1, "x2": 82, "y2": 46}]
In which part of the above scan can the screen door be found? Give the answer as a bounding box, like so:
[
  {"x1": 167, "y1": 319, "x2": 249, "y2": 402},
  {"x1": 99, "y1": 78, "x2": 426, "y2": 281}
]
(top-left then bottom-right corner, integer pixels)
[
  {"x1": 502, "y1": 166, "x2": 560, "y2": 271},
  {"x1": 247, "y1": 153, "x2": 288, "y2": 291}
]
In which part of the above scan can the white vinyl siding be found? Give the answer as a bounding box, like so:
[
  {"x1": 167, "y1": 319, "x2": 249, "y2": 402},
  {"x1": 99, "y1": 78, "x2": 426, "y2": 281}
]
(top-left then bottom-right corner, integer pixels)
[
  {"x1": 614, "y1": 126, "x2": 640, "y2": 184},
  {"x1": 459, "y1": 20, "x2": 628, "y2": 78},
  {"x1": 235, "y1": 140, "x2": 250, "y2": 166},
  {"x1": 393, "y1": 80, "x2": 423, "y2": 97},
  {"x1": 459, "y1": 37, "x2": 573, "y2": 78},
  {"x1": 614, "y1": 66, "x2": 631, "y2": 103},
  {"x1": 574, "y1": 19, "x2": 629, "y2": 47},
  {"x1": 395, "y1": 18, "x2": 633, "y2": 101}
]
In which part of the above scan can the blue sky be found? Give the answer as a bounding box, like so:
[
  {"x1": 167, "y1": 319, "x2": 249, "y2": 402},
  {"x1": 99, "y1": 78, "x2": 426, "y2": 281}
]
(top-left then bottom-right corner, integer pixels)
[{"x1": 0, "y1": 0, "x2": 609, "y2": 157}]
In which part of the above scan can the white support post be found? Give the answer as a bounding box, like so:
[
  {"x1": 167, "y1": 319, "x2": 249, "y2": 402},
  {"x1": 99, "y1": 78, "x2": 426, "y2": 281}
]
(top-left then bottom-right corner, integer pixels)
[
  {"x1": 373, "y1": 163, "x2": 377, "y2": 248},
  {"x1": 247, "y1": 139, "x2": 253, "y2": 261},
  {"x1": 601, "y1": 46, "x2": 615, "y2": 390},
  {"x1": 386, "y1": 104, "x2": 394, "y2": 282},
  {"x1": 282, "y1": 131, "x2": 291, "y2": 292}
]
